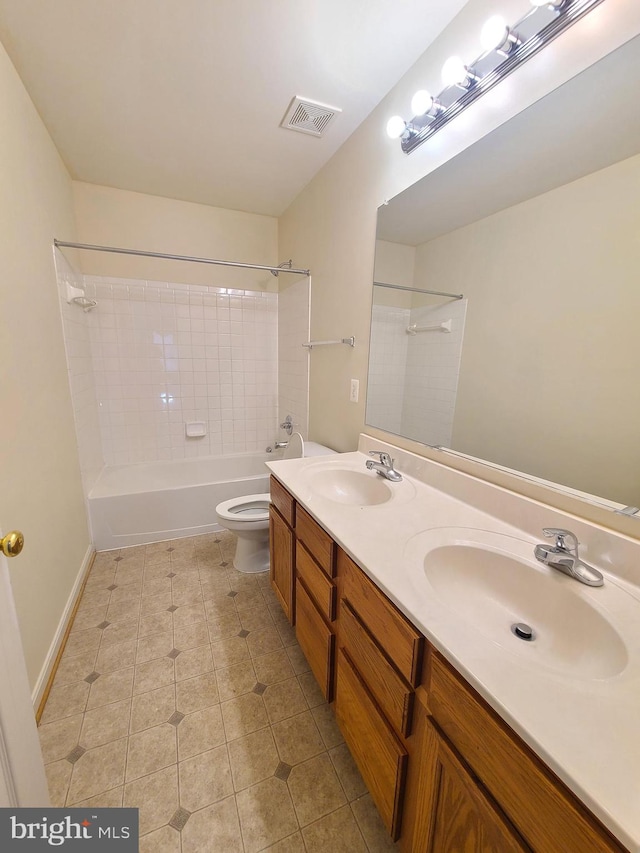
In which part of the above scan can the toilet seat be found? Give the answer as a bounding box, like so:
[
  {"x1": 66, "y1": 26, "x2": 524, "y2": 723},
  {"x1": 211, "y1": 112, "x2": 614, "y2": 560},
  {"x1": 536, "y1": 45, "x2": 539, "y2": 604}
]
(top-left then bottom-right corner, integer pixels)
[{"x1": 216, "y1": 493, "x2": 270, "y2": 529}]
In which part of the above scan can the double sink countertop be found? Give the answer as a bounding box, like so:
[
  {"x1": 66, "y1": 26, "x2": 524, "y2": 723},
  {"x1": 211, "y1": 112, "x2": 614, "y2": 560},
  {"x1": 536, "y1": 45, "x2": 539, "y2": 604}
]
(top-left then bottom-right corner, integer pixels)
[{"x1": 267, "y1": 435, "x2": 640, "y2": 852}]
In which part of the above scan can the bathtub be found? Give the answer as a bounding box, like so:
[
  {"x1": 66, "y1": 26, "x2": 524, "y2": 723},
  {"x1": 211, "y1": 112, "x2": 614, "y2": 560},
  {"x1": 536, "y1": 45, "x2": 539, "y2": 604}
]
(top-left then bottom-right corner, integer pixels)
[{"x1": 88, "y1": 452, "x2": 272, "y2": 551}]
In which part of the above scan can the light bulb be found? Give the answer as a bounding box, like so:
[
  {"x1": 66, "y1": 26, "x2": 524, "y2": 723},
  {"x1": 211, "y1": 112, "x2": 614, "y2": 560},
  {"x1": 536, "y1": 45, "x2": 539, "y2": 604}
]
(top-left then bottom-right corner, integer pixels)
[
  {"x1": 386, "y1": 115, "x2": 407, "y2": 139},
  {"x1": 441, "y1": 56, "x2": 469, "y2": 87},
  {"x1": 480, "y1": 16, "x2": 510, "y2": 52},
  {"x1": 411, "y1": 90, "x2": 434, "y2": 117}
]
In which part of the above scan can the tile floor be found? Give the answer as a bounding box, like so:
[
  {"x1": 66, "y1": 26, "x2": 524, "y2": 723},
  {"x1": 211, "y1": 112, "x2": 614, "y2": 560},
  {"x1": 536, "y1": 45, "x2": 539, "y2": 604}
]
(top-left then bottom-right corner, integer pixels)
[{"x1": 38, "y1": 531, "x2": 399, "y2": 853}]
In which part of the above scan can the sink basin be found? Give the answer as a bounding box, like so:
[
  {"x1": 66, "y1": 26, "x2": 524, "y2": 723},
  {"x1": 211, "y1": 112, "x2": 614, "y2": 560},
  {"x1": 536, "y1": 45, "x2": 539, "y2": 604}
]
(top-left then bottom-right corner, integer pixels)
[
  {"x1": 405, "y1": 529, "x2": 628, "y2": 680},
  {"x1": 307, "y1": 468, "x2": 393, "y2": 506}
]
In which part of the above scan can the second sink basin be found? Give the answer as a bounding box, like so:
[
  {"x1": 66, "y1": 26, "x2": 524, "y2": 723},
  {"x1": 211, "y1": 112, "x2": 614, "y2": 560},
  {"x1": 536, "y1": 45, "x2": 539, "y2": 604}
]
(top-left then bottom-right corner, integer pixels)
[
  {"x1": 306, "y1": 467, "x2": 393, "y2": 506},
  {"x1": 404, "y1": 528, "x2": 629, "y2": 680}
]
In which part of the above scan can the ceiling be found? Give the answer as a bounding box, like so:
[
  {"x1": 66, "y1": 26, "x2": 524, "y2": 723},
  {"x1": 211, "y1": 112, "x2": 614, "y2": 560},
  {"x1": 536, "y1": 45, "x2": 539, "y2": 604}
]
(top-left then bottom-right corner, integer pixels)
[
  {"x1": 0, "y1": 0, "x2": 469, "y2": 217},
  {"x1": 377, "y1": 34, "x2": 640, "y2": 246}
]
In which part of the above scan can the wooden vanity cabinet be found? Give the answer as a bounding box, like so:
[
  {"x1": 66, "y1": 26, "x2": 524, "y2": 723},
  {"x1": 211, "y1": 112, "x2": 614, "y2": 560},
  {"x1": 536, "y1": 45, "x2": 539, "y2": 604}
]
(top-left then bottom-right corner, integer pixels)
[
  {"x1": 268, "y1": 478, "x2": 628, "y2": 853},
  {"x1": 336, "y1": 647, "x2": 408, "y2": 839},
  {"x1": 293, "y1": 511, "x2": 337, "y2": 701},
  {"x1": 406, "y1": 688, "x2": 529, "y2": 853},
  {"x1": 269, "y1": 476, "x2": 338, "y2": 695},
  {"x1": 295, "y1": 578, "x2": 335, "y2": 700},
  {"x1": 335, "y1": 548, "x2": 423, "y2": 840},
  {"x1": 269, "y1": 476, "x2": 295, "y2": 623},
  {"x1": 296, "y1": 504, "x2": 336, "y2": 577},
  {"x1": 403, "y1": 651, "x2": 627, "y2": 853}
]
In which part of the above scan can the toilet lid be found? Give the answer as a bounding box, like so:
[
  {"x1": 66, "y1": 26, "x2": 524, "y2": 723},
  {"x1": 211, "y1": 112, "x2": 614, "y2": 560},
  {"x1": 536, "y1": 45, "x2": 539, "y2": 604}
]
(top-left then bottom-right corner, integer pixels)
[{"x1": 283, "y1": 432, "x2": 304, "y2": 460}]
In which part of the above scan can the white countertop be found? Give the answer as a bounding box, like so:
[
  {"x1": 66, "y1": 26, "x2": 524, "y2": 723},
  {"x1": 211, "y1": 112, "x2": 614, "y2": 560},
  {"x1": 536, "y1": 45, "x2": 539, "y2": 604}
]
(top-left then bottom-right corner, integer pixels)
[{"x1": 267, "y1": 438, "x2": 640, "y2": 852}]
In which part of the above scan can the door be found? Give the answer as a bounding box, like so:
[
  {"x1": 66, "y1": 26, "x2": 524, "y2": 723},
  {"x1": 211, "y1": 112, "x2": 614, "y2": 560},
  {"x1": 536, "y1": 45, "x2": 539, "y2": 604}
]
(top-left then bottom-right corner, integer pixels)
[{"x1": 0, "y1": 531, "x2": 50, "y2": 806}]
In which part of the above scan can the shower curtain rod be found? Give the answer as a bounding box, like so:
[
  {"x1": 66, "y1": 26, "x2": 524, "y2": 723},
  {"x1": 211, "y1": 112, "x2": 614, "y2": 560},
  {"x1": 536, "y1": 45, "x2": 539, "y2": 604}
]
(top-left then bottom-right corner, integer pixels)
[
  {"x1": 54, "y1": 240, "x2": 311, "y2": 277},
  {"x1": 374, "y1": 281, "x2": 463, "y2": 300}
]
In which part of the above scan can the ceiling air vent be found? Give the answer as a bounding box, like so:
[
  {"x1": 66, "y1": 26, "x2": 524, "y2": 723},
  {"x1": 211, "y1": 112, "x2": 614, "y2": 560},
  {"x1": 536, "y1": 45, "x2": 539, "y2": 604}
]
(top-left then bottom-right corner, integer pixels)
[{"x1": 280, "y1": 96, "x2": 341, "y2": 137}]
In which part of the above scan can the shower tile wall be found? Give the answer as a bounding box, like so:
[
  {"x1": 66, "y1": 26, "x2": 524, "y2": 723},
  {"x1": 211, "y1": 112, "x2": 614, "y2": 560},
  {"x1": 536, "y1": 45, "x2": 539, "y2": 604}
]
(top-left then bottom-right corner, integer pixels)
[
  {"x1": 83, "y1": 277, "x2": 278, "y2": 465},
  {"x1": 366, "y1": 299, "x2": 467, "y2": 447},
  {"x1": 278, "y1": 278, "x2": 310, "y2": 439},
  {"x1": 401, "y1": 299, "x2": 467, "y2": 447},
  {"x1": 366, "y1": 305, "x2": 409, "y2": 435},
  {"x1": 55, "y1": 252, "x2": 104, "y2": 493}
]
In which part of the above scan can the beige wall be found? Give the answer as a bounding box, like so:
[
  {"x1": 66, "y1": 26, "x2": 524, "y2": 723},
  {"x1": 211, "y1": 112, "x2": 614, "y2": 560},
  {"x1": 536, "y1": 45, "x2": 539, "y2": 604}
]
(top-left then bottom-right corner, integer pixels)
[
  {"x1": 0, "y1": 42, "x2": 89, "y2": 690},
  {"x1": 374, "y1": 240, "x2": 415, "y2": 290},
  {"x1": 72, "y1": 182, "x2": 279, "y2": 291},
  {"x1": 278, "y1": 0, "x2": 640, "y2": 533},
  {"x1": 414, "y1": 152, "x2": 640, "y2": 506}
]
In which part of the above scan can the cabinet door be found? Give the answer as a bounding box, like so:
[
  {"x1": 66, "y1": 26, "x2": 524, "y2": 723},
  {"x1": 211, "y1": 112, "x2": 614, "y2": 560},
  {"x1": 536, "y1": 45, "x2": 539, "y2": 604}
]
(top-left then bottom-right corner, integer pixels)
[
  {"x1": 335, "y1": 649, "x2": 407, "y2": 840},
  {"x1": 295, "y1": 579, "x2": 334, "y2": 701},
  {"x1": 269, "y1": 506, "x2": 294, "y2": 624},
  {"x1": 430, "y1": 731, "x2": 528, "y2": 853},
  {"x1": 428, "y1": 654, "x2": 623, "y2": 853},
  {"x1": 405, "y1": 695, "x2": 528, "y2": 853}
]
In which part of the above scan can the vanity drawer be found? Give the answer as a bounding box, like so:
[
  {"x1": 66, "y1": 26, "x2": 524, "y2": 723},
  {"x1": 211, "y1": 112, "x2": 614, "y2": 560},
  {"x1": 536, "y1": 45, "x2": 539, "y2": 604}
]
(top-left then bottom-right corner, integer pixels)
[
  {"x1": 335, "y1": 648, "x2": 408, "y2": 840},
  {"x1": 295, "y1": 579, "x2": 334, "y2": 701},
  {"x1": 339, "y1": 549, "x2": 423, "y2": 686},
  {"x1": 270, "y1": 475, "x2": 295, "y2": 528},
  {"x1": 428, "y1": 652, "x2": 625, "y2": 853},
  {"x1": 296, "y1": 506, "x2": 336, "y2": 577},
  {"x1": 296, "y1": 542, "x2": 336, "y2": 622},
  {"x1": 340, "y1": 600, "x2": 413, "y2": 737}
]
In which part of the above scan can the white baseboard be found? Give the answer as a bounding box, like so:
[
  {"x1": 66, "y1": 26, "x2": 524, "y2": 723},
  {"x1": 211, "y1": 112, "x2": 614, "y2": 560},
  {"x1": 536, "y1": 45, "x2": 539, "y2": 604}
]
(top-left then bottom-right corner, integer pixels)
[{"x1": 31, "y1": 545, "x2": 95, "y2": 712}]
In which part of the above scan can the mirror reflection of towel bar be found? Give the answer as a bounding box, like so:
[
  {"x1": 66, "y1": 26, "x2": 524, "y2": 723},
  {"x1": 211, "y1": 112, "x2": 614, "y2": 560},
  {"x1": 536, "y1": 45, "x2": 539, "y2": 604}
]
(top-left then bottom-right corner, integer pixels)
[
  {"x1": 406, "y1": 320, "x2": 451, "y2": 335},
  {"x1": 302, "y1": 336, "x2": 355, "y2": 349}
]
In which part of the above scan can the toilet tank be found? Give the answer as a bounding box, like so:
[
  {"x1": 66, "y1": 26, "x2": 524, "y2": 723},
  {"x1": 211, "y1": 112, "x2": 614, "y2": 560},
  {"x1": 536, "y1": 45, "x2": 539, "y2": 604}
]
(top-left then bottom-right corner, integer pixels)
[
  {"x1": 282, "y1": 433, "x2": 337, "y2": 460},
  {"x1": 304, "y1": 441, "x2": 337, "y2": 457}
]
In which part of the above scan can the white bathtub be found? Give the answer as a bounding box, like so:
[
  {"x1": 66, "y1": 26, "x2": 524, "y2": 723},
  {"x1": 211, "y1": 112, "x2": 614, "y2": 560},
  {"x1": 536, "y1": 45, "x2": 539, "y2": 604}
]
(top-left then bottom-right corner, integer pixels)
[{"x1": 88, "y1": 452, "x2": 271, "y2": 551}]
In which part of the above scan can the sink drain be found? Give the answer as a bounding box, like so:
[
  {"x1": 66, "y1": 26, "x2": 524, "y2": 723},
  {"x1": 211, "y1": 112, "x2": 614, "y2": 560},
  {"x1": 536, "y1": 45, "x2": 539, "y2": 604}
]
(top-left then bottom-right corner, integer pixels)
[{"x1": 511, "y1": 622, "x2": 534, "y2": 641}]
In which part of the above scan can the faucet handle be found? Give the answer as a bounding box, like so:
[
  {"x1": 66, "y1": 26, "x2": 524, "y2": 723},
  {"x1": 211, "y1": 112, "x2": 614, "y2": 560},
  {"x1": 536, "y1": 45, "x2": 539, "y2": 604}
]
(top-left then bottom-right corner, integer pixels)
[
  {"x1": 279, "y1": 415, "x2": 294, "y2": 436},
  {"x1": 368, "y1": 450, "x2": 393, "y2": 467},
  {"x1": 542, "y1": 528, "x2": 579, "y2": 553}
]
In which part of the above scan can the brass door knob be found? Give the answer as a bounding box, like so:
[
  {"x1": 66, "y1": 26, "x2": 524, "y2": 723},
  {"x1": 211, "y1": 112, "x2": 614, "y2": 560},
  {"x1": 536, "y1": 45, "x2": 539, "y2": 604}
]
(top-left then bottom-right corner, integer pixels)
[{"x1": 1, "y1": 530, "x2": 24, "y2": 558}]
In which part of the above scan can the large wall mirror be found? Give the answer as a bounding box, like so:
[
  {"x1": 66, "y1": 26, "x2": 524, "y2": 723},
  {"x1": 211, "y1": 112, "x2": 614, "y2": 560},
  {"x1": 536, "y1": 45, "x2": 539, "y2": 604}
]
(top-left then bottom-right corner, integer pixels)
[{"x1": 367, "y1": 35, "x2": 640, "y2": 509}]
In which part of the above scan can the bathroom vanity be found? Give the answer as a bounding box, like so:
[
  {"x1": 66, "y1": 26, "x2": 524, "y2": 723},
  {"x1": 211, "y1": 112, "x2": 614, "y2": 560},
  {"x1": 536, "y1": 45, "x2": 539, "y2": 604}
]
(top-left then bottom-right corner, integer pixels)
[{"x1": 266, "y1": 437, "x2": 640, "y2": 852}]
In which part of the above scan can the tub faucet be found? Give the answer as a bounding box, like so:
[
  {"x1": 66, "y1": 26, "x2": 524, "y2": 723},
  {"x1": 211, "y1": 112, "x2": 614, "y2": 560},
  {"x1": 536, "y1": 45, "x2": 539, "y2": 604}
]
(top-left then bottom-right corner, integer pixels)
[
  {"x1": 534, "y1": 528, "x2": 604, "y2": 587},
  {"x1": 365, "y1": 451, "x2": 403, "y2": 482}
]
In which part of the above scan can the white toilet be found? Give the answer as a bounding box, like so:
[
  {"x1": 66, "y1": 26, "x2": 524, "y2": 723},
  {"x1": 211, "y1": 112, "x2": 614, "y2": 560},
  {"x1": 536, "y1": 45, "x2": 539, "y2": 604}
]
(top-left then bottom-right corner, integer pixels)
[{"x1": 215, "y1": 434, "x2": 336, "y2": 573}]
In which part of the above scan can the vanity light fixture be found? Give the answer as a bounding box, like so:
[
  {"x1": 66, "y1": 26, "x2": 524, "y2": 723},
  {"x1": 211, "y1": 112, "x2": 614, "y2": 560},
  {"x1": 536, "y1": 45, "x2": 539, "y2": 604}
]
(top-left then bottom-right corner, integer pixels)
[
  {"x1": 389, "y1": 0, "x2": 604, "y2": 154},
  {"x1": 411, "y1": 89, "x2": 443, "y2": 118},
  {"x1": 386, "y1": 115, "x2": 410, "y2": 139},
  {"x1": 441, "y1": 56, "x2": 480, "y2": 89},
  {"x1": 480, "y1": 16, "x2": 521, "y2": 54}
]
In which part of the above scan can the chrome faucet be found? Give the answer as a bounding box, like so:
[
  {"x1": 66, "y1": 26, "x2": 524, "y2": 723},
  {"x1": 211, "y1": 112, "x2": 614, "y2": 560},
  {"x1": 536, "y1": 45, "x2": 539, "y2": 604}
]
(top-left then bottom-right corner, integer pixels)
[
  {"x1": 280, "y1": 415, "x2": 293, "y2": 436},
  {"x1": 365, "y1": 451, "x2": 402, "y2": 482},
  {"x1": 534, "y1": 528, "x2": 603, "y2": 587}
]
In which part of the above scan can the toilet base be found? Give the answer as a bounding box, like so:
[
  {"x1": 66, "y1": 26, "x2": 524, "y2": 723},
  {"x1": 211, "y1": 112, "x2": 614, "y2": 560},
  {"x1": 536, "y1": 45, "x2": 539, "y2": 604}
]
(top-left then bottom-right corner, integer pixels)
[{"x1": 233, "y1": 534, "x2": 270, "y2": 573}]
